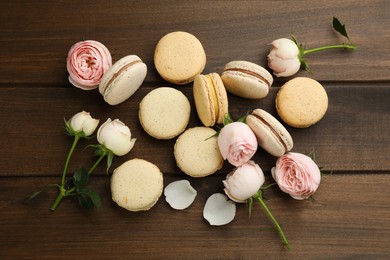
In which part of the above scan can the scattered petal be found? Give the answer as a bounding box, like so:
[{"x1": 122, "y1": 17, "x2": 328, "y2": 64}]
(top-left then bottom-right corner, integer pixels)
[
  {"x1": 164, "y1": 180, "x2": 197, "y2": 210},
  {"x1": 203, "y1": 193, "x2": 236, "y2": 226}
]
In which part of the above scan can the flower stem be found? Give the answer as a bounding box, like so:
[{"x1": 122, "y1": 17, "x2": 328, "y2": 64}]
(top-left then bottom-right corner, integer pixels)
[
  {"x1": 88, "y1": 152, "x2": 106, "y2": 175},
  {"x1": 61, "y1": 135, "x2": 80, "y2": 187},
  {"x1": 51, "y1": 134, "x2": 81, "y2": 211},
  {"x1": 255, "y1": 194, "x2": 290, "y2": 250},
  {"x1": 303, "y1": 43, "x2": 356, "y2": 55}
]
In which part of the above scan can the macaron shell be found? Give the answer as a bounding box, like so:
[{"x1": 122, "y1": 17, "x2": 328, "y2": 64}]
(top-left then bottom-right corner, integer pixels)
[
  {"x1": 174, "y1": 127, "x2": 223, "y2": 177},
  {"x1": 99, "y1": 55, "x2": 147, "y2": 105},
  {"x1": 276, "y1": 77, "x2": 328, "y2": 128},
  {"x1": 154, "y1": 31, "x2": 206, "y2": 84},
  {"x1": 111, "y1": 158, "x2": 163, "y2": 212},
  {"x1": 221, "y1": 60, "x2": 273, "y2": 99},
  {"x1": 193, "y1": 74, "x2": 216, "y2": 126},
  {"x1": 139, "y1": 87, "x2": 191, "y2": 139},
  {"x1": 246, "y1": 109, "x2": 293, "y2": 157},
  {"x1": 210, "y1": 73, "x2": 229, "y2": 124}
]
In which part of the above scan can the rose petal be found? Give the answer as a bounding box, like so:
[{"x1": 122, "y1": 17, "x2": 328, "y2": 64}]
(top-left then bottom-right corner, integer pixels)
[
  {"x1": 164, "y1": 180, "x2": 197, "y2": 210},
  {"x1": 203, "y1": 193, "x2": 236, "y2": 226}
]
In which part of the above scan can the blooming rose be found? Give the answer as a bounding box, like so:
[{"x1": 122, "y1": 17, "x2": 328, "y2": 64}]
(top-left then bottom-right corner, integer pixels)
[
  {"x1": 97, "y1": 118, "x2": 136, "y2": 156},
  {"x1": 218, "y1": 122, "x2": 257, "y2": 167},
  {"x1": 267, "y1": 38, "x2": 301, "y2": 77},
  {"x1": 66, "y1": 40, "x2": 112, "y2": 90},
  {"x1": 223, "y1": 160, "x2": 265, "y2": 203},
  {"x1": 271, "y1": 152, "x2": 321, "y2": 200},
  {"x1": 68, "y1": 111, "x2": 99, "y2": 137}
]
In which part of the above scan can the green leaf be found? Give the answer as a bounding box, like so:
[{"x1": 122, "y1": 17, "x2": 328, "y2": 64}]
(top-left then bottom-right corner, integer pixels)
[
  {"x1": 23, "y1": 184, "x2": 60, "y2": 204},
  {"x1": 72, "y1": 168, "x2": 89, "y2": 189},
  {"x1": 291, "y1": 34, "x2": 299, "y2": 45},
  {"x1": 223, "y1": 113, "x2": 233, "y2": 125},
  {"x1": 106, "y1": 152, "x2": 114, "y2": 174},
  {"x1": 77, "y1": 189, "x2": 102, "y2": 209},
  {"x1": 333, "y1": 17, "x2": 350, "y2": 41},
  {"x1": 237, "y1": 111, "x2": 249, "y2": 123}
]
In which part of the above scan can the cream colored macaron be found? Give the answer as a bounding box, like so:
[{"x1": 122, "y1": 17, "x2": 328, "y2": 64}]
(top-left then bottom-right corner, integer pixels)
[
  {"x1": 174, "y1": 127, "x2": 223, "y2": 177},
  {"x1": 246, "y1": 109, "x2": 293, "y2": 157},
  {"x1": 154, "y1": 31, "x2": 206, "y2": 84},
  {"x1": 139, "y1": 87, "x2": 191, "y2": 139},
  {"x1": 193, "y1": 73, "x2": 228, "y2": 127},
  {"x1": 111, "y1": 158, "x2": 163, "y2": 212},
  {"x1": 221, "y1": 60, "x2": 273, "y2": 99},
  {"x1": 99, "y1": 55, "x2": 147, "y2": 105},
  {"x1": 276, "y1": 77, "x2": 328, "y2": 128}
]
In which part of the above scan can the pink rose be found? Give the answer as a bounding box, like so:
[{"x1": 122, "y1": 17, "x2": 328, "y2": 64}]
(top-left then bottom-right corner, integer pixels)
[
  {"x1": 267, "y1": 38, "x2": 301, "y2": 77},
  {"x1": 223, "y1": 160, "x2": 265, "y2": 203},
  {"x1": 66, "y1": 40, "x2": 112, "y2": 90},
  {"x1": 218, "y1": 122, "x2": 257, "y2": 167},
  {"x1": 271, "y1": 152, "x2": 321, "y2": 200}
]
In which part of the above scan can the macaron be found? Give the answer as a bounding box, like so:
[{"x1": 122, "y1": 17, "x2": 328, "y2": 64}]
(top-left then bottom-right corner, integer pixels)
[
  {"x1": 221, "y1": 60, "x2": 273, "y2": 99},
  {"x1": 276, "y1": 77, "x2": 328, "y2": 128},
  {"x1": 246, "y1": 109, "x2": 293, "y2": 157},
  {"x1": 193, "y1": 73, "x2": 229, "y2": 126},
  {"x1": 99, "y1": 55, "x2": 147, "y2": 105},
  {"x1": 154, "y1": 31, "x2": 206, "y2": 84},
  {"x1": 174, "y1": 127, "x2": 223, "y2": 177},
  {"x1": 111, "y1": 158, "x2": 163, "y2": 212},
  {"x1": 139, "y1": 87, "x2": 191, "y2": 139}
]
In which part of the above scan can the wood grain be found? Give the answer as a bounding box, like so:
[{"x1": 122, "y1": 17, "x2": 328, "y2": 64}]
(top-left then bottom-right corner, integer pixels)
[
  {"x1": 0, "y1": 0, "x2": 389, "y2": 259},
  {"x1": 1, "y1": 174, "x2": 389, "y2": 259}
]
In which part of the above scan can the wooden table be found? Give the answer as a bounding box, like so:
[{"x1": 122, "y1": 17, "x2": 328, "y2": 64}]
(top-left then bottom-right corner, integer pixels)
[{"x1": 1, "y1": 1, "x2": 389, "y2": 258}]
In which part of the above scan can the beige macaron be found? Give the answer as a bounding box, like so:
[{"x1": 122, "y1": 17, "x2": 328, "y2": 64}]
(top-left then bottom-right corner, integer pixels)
[
  {"x1": 154, "y1": 31, "x2": 206, "y2": 84},
  {"x1": 246, "y1": 109, "x2": 293, "y2": 157},
  {"x1": 193, "y1": 73, "x2": 229, "y2": 127},
  {"x1": 99, "y1": 55, "x2": 147, "y2": 105},
  {"x1": 221, "y1": 60, "x2": 273, "y2": 99},
  {"x1": 139, "y1": 87, "x2": 191, "y2": 139},
  {"x1": 276, "y1": 77, "x2": 328, "y2": 128},
  {"x1": 174, "y1": 127, "x2": 223, "y2": 177},
  {"x1": 111, "y1": 158, "x2": 163, "y2": 212}
]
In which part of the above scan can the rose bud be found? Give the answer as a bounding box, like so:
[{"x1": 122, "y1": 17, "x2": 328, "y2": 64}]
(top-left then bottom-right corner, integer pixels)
[
  {"x1": 218, "y1": 122, "x2": 257, "y2": 167},
  {"x1": 267, "y1": 38, "x2": 301, "y2": 77},
  {"x1": 66, "y1": 40, "x2": 112, "y2": 90},
  {"x1": 271, "y1": 152, "x2": 321, "y2": 200},
  {"x1": 223, "y1": 160, "x2": 265, "y2": 203},
  {"x1": 97, "y1": 118, "x2": 136, "y2": 156},
  {"x1": 68, "y1": 111, "x2": 99, "y2": 137}
]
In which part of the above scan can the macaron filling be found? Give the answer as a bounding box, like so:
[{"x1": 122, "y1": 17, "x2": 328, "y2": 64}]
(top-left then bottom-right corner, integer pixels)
[
  {"x1": 251, "y1": 113, "x2": 288, "y2": 151},
  {"x1": 224, "y1": 68, "x2": 271, "y2": 87},
  {"x1": 102, "y1": 59, "x2": 142, "y2": 93}
]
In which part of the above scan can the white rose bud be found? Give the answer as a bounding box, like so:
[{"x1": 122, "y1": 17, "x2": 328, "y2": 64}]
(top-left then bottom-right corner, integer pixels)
[
  {"x1": 97, "y1": 118, "x2": 136, "y2": 156},
  {"x1": 267, "y1": 38, "x2": 301, "y2": 77},
  {"x1": 68, "y1": 111, "x2": 99, "y2": 137},
  {"x1": 223, "y1": 160, "x2": 265, "y2": 203}
]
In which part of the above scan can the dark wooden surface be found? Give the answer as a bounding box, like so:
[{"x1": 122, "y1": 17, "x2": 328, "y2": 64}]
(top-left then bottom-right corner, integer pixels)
[{"x1": 1, "y1": 1, "x2": 389, "y2": 259}]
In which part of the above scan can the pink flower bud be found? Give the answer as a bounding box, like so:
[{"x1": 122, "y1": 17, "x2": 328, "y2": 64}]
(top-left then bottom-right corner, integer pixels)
[
  {"x1": 223, "y1": 161, "x2": 265, "y2": 203},
  {"x1": 267, "y1": 38, "x2": 301, "y2": 77},
  {"x1": 218, "y1": 122, "x2": 257, "y2": 167},
  {"x1": 271, "y1": 152, "x2": 321, "y2": 200},
  {"x1": 66, "y1": 40, "x2": 112, "y2": 90}
]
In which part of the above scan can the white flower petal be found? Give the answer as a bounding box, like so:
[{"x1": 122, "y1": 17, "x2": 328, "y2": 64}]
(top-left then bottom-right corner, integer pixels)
[
  {"x1": 164, "y1": 180, "x2": 197, "y2": 210},
  {"x1": 203, "y1": 193, "x2": 236, "y2": 226}
]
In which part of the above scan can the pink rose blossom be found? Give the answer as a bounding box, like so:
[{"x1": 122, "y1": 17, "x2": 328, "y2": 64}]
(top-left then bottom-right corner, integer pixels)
[
  {"x1": 271, "y1": 152, "x2": 321, "y2": 200},
  {"x1": 267, "y1": 38, "x2": 301, "y2": 77},
  {"x1": 218, "y1": 122, "x2": 257, "y2": 167},
  {"x1": 223, "y1": 160, "x2": 265, "y2": 203},
  {"x1": 66, "y1": 40, "x2": 112, "y2": 90}
]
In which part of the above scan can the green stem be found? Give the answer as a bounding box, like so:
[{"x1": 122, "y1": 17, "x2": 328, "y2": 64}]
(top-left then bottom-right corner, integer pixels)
[
  {"x1": 61, "y1": 135, "x2": 80, "y2": 187},
  {"x1": 303, "y1": 43, "x2": 356, "y2": 55},
  {"x1": 50, "y1": 187, "x2": 66, "y2": 211},
  {"x1": 88, "y1": 152, "x2": 106, "y2": 175},
  {"x1": 255, "y1": 195, "x2": 290, "y2": 250}
]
